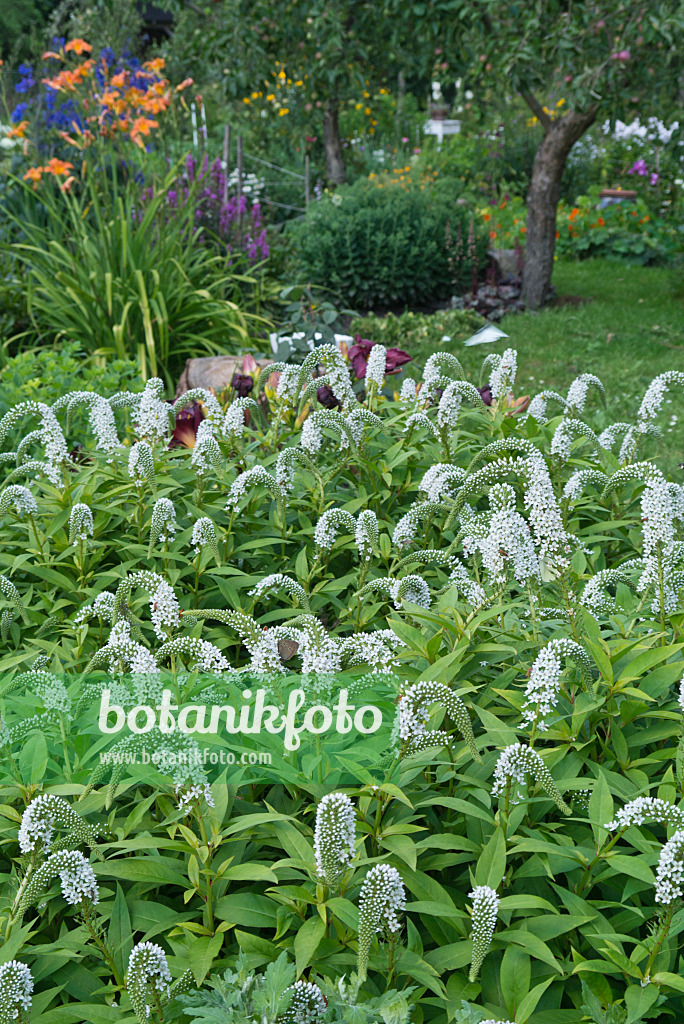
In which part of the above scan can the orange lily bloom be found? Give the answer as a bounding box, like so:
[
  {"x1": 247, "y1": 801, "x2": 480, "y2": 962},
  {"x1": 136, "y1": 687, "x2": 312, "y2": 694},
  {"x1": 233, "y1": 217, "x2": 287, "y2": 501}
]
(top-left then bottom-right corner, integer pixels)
[
  {"x1": 130, "y1": 116, "x2": 158, "y2": 147},
  {"x1": 60, "y1": 175, "x2": 77, "y2": 192},
  {"x1": 42, "y1": 50, "x2": 63, "y2": 61},
  {"x1": 65, "y1": 39, "x2": 92, "y2": 55},
  {"x1": 23, "y1": 167, "x2": 44, "y2": 188},
  {"x1": 44, "y1": 157, "x2": 75, "y2": 176},
  {"x1": 8, "y1": 121, "x2": 30, "y2": 139},
  {"x1": 175, "y1": 78, "x2": 194, "y2": 92},
  {"x1": 143, "y1": 57, "x2": 166, "y2": 72}
]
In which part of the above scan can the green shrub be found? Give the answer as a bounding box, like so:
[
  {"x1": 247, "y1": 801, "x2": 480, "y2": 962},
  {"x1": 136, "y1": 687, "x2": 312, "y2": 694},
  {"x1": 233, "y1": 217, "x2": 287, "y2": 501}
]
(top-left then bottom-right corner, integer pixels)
[
  {"x1": 291, "y1": 176, "x2": 487, "y2": 311},
  {"x1": 351, "y1": 307, "x2": 484, "y2": 355}
]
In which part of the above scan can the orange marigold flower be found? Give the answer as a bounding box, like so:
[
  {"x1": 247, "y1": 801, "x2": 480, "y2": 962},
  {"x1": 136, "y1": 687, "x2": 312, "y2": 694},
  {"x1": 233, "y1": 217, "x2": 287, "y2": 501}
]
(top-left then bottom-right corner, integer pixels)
[
  {"x1": 489, "y1": 230, "x2": 497, "y2": 239},
  {"x1": 555, "y1": 230, "x2": 560, "y2": 239},
  {"x1": 130, "y1": 116, "x2": 158, "y2": 148},
  {"x1": 597, "y1": 217, "x2": 605, "y2": 226},
  {"x1": 65, "y1": 39, "x2": 92, "y2": 55},
  {"x1": 23, "y1": 167, "x2": 44, "y2": 187},
  {"x1": 175, "y1": 78, "x2": 194, "y2": 92},
  {"x1": 44, "y1": 157, "x2": 75, "y2": 176},
  {"x1": 569, "y1": 207, "x2": 580, "y2": 220},
  {"x1": 483, "y1": 212, "x2": 491, "y2": 222},
  {"x1": 7, "y1": 120, "x2": 30, "y2": 138}
]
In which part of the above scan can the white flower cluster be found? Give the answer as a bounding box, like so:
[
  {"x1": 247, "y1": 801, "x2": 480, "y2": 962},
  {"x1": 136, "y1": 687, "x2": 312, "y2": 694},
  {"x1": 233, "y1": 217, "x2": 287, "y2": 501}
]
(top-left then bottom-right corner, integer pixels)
[
  {"x1": 149, "y1": 497, "x2": 177, "y2": 549},
  {"x1": 55, "y1": 391, "x2": 121, "y2": 454},
  {"x1": 127, "y1": 941, "x2": 172, "y2": 1021},
  {"x1": 492, "y1": 742, "x2": 571, "y2": 814},
  {"x1": 448, "y1": 560, "x2": 487, "y2": 607},
  {"x1": 365, "y1": 344, "x2": 387, "y2": 388},
  {"x1": 655, "y1": 830, "x2": 684, "y2": 904},
  {"x1": 462, "y1": 482, "x2": 540, "y2": 586},
  {"x1": 175, "y1": 782, "x2": 215, "y2": 815},
  {"x1": 101, "y1": 621, "x2": 161, "y2": 677},
  {"x1": 22, "y1": 849, "x2": 99, "y2": 908},
  {"x1": 521, "y1": 639, "x2": 590, "y2": 732},
  {"x1": 564, "y1": 373, "x2": 604, "y2": 415},
  {"x1": 419, "y1": 464, "x2": 466, "y2": 502},
  {"x1": 357, "y1": 863, "x2": 406, "y2": 977},
  {"x1": 225, "y1": 465, "x2": 282, "y2": 510},
  {"x1": 132, "y1": 378, "x2": 170, "y2": 445},
  {"x1": 0, "y1": 961, "x2": 33, "y2": 1024},
  {"x1": 68, "y1": 502, "x2": 94, "y2": 544},
  {"x1": 364, "y1": 575, "x2": 431, "y2": 610},
  {"x1": 192, "y1": 516, "x2": 218, "y2": 557},
  {"x1": 638, "y1": 371, "x2": 684, "y2": 424},
  {"x1": 526, "y1": 390, "x2": 566, "y2": 425},
  {"x1": 191, "y1": 420, "x2": 222, "y2": 476},
  {"x1": 18, "y1": 794, "x2": 95, "y2": 853},
  {"x1": 313, "y1": 792, "x2": 356, "y2": 885},
  {"x1": 159, "y1": 636, "x2": 229, "y2": 674},
  {"x1": 399, "y1": 377, "x2": 419, "y2": 404},
  {"x1": 398, "y1": 680, "x2": 479, "y2": 761},
  {"x1": 0, "y1": 486, "x2": 37, "y2": 518},
  {"x1": 605, "y1": 796, "x2": 684, "y2": 833},
  {"x1": 30, "y1": 670, "x2": 71, "y2": 715},
  {"x1": 581, "y1": 568, "x2": 634, "y2": 615},
  {"x1": 562, "y1": 469, "x2": 607, "y2": 503},
  {"x1": 638, "y1": 468, "x2": 679, "y2": 613},
  {"x1": 282, "y1": 980, "x2": 327, "y2": 1023},
  {"x1": 551, "y1": 418, "x2": 601, "y2": 460},
  {"x1": 468, "y1": 885, "x2": 499, "y2": 982},
  {"x1": 74, "y1": 592, "x2": 116, "y2": 628},
  {"x1": 249, "y1": 574, "x2": 309, "y2": 610},
  {"x1": 224, "y1": 397, "x2": 257, "y2": 438},
  {"x1": 523, "y1": 456, "x2": 571, "y2": 571},
  {"x1": 130, "y1": 571, "x2": 181, "y2": 640},
  {"x1": 489, "y1": 348, "x2": 517, "y2": 400},
  {"x1": 128, "y1": 441, "x2": 155, "y2": 490}
]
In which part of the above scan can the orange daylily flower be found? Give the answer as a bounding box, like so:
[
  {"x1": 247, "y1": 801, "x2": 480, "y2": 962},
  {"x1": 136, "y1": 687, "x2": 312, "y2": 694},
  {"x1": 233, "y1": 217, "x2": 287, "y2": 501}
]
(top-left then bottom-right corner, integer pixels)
[
  {"x1": 141, "y1": 95, "x2": 169, "y2": 115},
  {"x1": 42, "y1": 50, "x2": 63, "y2": 61},
  {"x1": 60, "y1": 175, "x2": 77, "y2": 192},
  {"x1": 23, "y1": 167, "x2": 44, "y2": 188},
  {"x1": 175, "y1": 78, "x2": 194, "y2": 92},
  {"x1": 7, "y1": 121, "x2": 30, "y2": 139},
  {"x1": 130, "y1": 116, "x2": 158, "y2": 148},
  {"x1": 65, "y1": 39, "x2": 92, "y2": 55},
  {"x1": 44, "y1": 157, "x2": 75, "y2": 176},
  {"x1": 110, "y1": 71, "x2": 128, "y2": 89},
  {"x1": 143, "y1": 57, "x2": 166, "y2": 72}
]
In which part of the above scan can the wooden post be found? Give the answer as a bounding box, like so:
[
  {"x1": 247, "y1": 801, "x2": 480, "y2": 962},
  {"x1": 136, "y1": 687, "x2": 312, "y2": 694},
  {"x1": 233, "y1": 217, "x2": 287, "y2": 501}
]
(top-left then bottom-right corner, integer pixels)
[
  {"x1": 236, "y1": 136, "x2": 243, "y2": 229},
  {"x1": 222, "y1": 124, "x2": 230, "y2": 205},
  {"x1": 304, "y1": 154, "x2": 310, "y2": 208}
]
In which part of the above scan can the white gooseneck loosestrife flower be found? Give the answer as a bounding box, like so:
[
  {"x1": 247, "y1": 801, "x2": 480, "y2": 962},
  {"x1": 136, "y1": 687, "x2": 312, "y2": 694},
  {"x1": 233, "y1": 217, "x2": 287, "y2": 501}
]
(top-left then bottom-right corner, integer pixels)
[
  {"x1": 132, "y1": 378, "x2": 171, "y2": 445},
  {"x1": 69, "y1": 503, "x2": 94, "y2": 544},
  {"x1": 492, "y1": 743, "x2": 571, "y2": 814},
  {"x1": 0, "y1": 961, "x2": 33, "y2": 1024},
  {"x1": 489, "y1": 348, "x2": 517, "y2": 400},
  {"x1": 468, "y1": 885, "x2": 499, "y2": 982},
  {"x1": 655, "y1": 830, "x2": 684, "y2": 904},
  {"x1": 313, "y1": 792, "x2": 356, "y2": 885},
  {"x1": 357, "y1": 864, "x2": 406, "y2": 978},
  {"x1": 127, "y1": 942, "x2": 172, "y2": 1022}
]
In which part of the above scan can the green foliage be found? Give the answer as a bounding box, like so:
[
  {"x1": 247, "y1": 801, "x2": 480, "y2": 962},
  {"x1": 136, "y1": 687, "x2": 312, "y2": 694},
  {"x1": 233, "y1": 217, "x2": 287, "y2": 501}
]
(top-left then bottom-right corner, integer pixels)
[
  {"x1": 0, "y1": 342, "x2": 143, "y2": 416},
  {"x1": 351, "y1": 308, "x2": 484, "y2": 355},
  {"x1": 5, "y1": 166, "x2": 261, "y2": 384},
  {"x1": 0, "y1": 333, "x2": 683, "y2": 1021},
  {"x1": 291, "y1": 178, "x2": 487, "y2": 310}
]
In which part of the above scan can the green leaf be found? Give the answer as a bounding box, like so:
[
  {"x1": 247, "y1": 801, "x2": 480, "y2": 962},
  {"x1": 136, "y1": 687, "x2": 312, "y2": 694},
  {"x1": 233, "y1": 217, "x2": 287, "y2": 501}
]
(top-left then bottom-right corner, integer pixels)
[
  {"x1": 474, "y1": 828, "x2": 506, "y2": 889},
  {"x1": 294, "y1": 915, "x2": 326, "y2": 977},
  {"x1": 189, "y1": 933, "x2": 224, "y2": 986}
]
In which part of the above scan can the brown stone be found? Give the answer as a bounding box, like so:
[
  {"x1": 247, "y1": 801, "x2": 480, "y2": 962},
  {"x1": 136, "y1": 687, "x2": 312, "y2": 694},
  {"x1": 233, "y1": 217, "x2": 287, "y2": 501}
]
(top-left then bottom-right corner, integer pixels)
[{"x1": 175, "y1": 355, "x2": 272, "y2": 397}]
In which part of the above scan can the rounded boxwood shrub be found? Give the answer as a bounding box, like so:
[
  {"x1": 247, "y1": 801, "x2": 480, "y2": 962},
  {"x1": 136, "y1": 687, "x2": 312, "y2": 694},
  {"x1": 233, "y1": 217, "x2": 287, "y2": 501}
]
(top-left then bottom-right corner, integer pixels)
[{"x1": 291, "y1": 176, "x2": 487, "y2": 311}]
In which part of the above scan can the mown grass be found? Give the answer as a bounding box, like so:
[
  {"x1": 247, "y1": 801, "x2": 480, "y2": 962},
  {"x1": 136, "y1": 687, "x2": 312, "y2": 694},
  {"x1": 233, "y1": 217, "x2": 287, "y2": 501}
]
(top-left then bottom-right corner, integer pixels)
[{"x1": 412, "y1": 259, "x2": 684, "y2": 475}]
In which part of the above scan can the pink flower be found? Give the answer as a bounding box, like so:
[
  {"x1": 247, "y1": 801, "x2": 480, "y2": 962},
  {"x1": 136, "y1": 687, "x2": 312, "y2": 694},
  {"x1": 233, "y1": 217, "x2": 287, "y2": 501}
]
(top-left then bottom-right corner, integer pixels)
[{"x1": 610, "y1": 50, "x2": 631, "y2": 61}]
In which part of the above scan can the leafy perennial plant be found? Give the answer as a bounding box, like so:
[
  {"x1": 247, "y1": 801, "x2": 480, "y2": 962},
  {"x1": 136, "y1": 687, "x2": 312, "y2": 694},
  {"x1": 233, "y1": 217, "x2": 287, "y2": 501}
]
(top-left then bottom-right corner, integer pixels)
[{"x1": 0, "y1": 342, "x2": 683, "y2": 1021}]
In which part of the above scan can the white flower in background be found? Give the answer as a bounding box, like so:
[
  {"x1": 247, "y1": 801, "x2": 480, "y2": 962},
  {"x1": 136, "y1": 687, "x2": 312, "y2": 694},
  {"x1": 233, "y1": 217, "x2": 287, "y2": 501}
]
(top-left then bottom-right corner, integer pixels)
[
  {"x1": 564, "y1": 373, "x2": 604, "y2": 415},
  {"x1": 68, "y1": 503, "x2": 94, "y2": 544},
  {"x1": 128, "y1": 571, "x2": 180, "y2": 639},
  {"x1": 18, "y1": 794, "x2": 94, "y2": 853},
  {"x1": 468, "y1": 885, "x2": 499, "y2": 982},
  {"x1": 400, "y1": 378, "x2": 419, "y2": 404},
  {"x1": 365, "y1": 344, "x2": 387, "y2": 388},
  {"x1": 523, "y1": 455, "x2": 571, "y2": 571},
  {"x1": 638, "y1": 371, "x2": 684, "y2": 423},
  {"x1": 191, "y1": 420, "x2": 222, "y2": 476},
  {"x1": 191, "y1": 516, "x2": 219, "y2": 559},
  {"x1": 223, "y1": 398, "x2": 257, "y2": 438},
  {"x1": 437, "y1": 382, "x2": 463, "y2": 429},
  {"x1": 489, "y1": 348, "x2": 517, "y2": 400},
  {"x1": 74, "y1": 591, "x2": 116, "y2": 628},
  {"x1": 0, "y1": 961, "x2": 33, "y2": 1023},
  {"x1": 655, "y1": 830, "x2": 684, "y2": 904},
  {"x1": 462, "y1": 482, "x2": 539, "y2": 586},
  {"x1": 175, "y1": 782, "x2": 215, "y2": 815},
  {"x1": 128, "y1": 441, "x2": 155, "y2": 490},
  {"x1": 313, "y1": 792, "x2": 356, "y2": 884},
  {"x1": 99, "y1": 621, "x2": 160, "y2": 677},
  {"x1": 21, "y1": 849, "x2": 99, "y2": 909},
  {"x1": 419, "y1": 464, "x2": 466, "y2": 501},
  {"x1": 133, "y1": 378, "x2": 170, "y2": 445}
]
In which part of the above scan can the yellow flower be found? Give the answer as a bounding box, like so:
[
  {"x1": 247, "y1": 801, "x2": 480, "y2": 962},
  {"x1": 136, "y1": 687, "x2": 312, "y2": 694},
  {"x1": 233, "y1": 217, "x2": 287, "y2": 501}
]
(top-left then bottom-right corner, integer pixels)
[
  {"x1": 557, "y1": 98, "x2": 565, "y2": 107},
  {"x1": 279, "y1": 107, "x2": 289, "y2": 116},
  {"x1": 364, "y1": 106, "x2": 371, "y2": 115},
  {"x1": 278, "y1": 70, "x2": 286, "y2": 79},
  {"x1": 295, "y1": 80, "x2": 303, "y2": 86},
  {"x1": 251, "y1": 91, "x2": 259, "y2": 99},
  {"x1": 242, "y1": 97, "x2": 250, "y2": 104},
  {"x1": 363, "y1": 91, "x2": 369, "y2": 98},
  {"x1": 355, "y1": 102, "x2": 362, "y2": 110},
  {"x1": 267, "y1": 93, "x2": 275, "y2": 101}
]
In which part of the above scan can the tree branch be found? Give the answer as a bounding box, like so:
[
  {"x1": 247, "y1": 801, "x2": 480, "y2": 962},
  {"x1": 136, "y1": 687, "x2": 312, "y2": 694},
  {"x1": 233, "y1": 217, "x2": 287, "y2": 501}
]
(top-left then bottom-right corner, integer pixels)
[{"x1": 521, "y1": 91, "x2": 552, "y2": 131}]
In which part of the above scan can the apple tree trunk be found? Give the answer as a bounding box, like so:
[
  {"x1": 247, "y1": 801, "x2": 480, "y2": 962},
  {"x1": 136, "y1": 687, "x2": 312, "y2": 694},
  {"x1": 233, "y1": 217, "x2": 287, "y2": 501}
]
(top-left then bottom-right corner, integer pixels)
[
  {"x1": 522, "y1": 107, "x2": 598, "y2": 309},
  {"x1": 323, "y1": 102, "x2": 346, "y2": 185}
]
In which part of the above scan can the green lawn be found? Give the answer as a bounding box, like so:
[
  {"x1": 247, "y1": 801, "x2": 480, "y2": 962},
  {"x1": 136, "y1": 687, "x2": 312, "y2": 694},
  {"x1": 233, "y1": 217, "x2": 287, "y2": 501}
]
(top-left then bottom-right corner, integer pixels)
[{"x1": 412, "y1": 259, "x2": 684, "y2": 474}]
